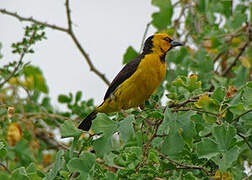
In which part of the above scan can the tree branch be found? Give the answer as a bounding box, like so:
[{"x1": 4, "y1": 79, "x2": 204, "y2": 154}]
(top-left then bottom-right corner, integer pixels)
[
  {"x1": 172, "y1": 108, "x2": 218, "y2": 116},
  {"x1": 0, "y1": 53, "x2": 24, "y2": 88},
  {"x1": 0, "y1": 7, "x2": 110, "y2": 86},
  {"x1": 168, "y1": 92, "x2": 212, "y2": 109},
  {"x1": 0, "y1": 28, "x2": 37, "y2": 88},
  {"x1": 0, "y1": 9, "x2": 68, "y2": 32},
  {"x1": 139, "y1": 22, "x2": 151, "y2": 53},
  {"x1": 237, "y1": 132, "x2": 252, "y2": 151},
  {"x1": 0, "y1": 162, "x2": 11, "y2": 174},
  {"x1": 230, "y1": 109, "x2": 252, "y2": 123},
  {"x1": 63, "y1": 0, "x2": 110, "y2": 85},
  {"x1": 158, "y1": 151, "x2": 210, "y2": 176},
  {"x1": 136, "y1": 119, "x2": 163, "y2": 172},
  {"x1": 221, "y1": 35, "x2": 251, "y2": 76},
  {"x1": 65, "y1": 0, "x2": 72, "y2": 33}
]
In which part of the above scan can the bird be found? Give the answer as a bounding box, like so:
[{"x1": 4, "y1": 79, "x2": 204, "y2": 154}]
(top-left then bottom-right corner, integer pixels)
[{"x1": 78, "y1": 33, "x2": 183, "y2": 131}]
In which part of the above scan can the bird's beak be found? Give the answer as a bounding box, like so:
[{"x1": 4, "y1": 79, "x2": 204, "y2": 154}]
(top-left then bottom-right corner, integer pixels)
[{"x1": 170, "y1": 40, "x2": 183, "y2": 47}]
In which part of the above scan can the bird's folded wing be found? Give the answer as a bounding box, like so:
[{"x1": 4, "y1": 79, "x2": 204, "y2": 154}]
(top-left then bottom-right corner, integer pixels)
[{"x1": 103, "y1": 54, "x2": 143, "y2": 101}]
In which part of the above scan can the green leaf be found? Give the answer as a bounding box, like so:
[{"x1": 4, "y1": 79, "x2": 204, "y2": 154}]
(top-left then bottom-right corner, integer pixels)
[
  {"x1": 26, "y1": 163, "x2": 37, "y2": 173},
  {"x1": 151, "y1": 0, "x2": 173, "y2": 30},
  {"x1": 92, "y1": 113, "x2": 118, "y2": 135},
  {"x1": 212, "y1": 87, "x2": 225, "y2": 103},
  {"x1": 93, "y1": 134, "x2": 113, "y2": 157},
  {"x1": 0, "y1": 140, "x2": 7, "y2": 160},
  {"x1": 60, "y1": 120, "x2": 82, "y2": 138},
  {"x1": 67, "y1": 152, "x2": 96, "y2": 173},
  {"x1": 12, "y1": 167, "x2": 29, "y2": 180},
  {"x1": 213, "y1": 124, "x2": 236, "y2": 152},
  {"x1": 161, "y1": 128, "x2": 184, "y2": 156},
  {"x1": 0, "y1": 172, "x2": 9, "y2": 180},
  {"x1": 196, "y1": 138, "x2": 219, "y2": 159},
  {"x1": 197, "y1": 0, "x2": 205, "y2": 13},
  {"x1": 177, "y1": 111, "x2": 196, "y2": 146},
  {"x1": 75, "y1": 91, "x2": 82, "y2": 103},
  {"x1": 14, "y1": 140, "x2": 35, "y2": 165},
  {"x1": 118, "y1": 115, "x2": 135, "y2": 143},
  {"x1": 123, "y1": 46, "x2": 139, "y2": 64},
  {"x1": 58, "y1": 94, "x2": 71, "y2": 103},
  {"x1": 219, "y1": 146, "x2": 239, "y2": 173},
  {"x1": 44, "y1": 150, "x2": 65, "y2": 180},
  {"x1": 234, "y1": 66, "x2": 248, "y2": 87},
  {"x1": 92, "y1": 114, "x2": 118, "y2": 156},
  {"x1": 243, "y1": 84, "x2": 252, "y2": 107},
  {"x1": 160, "y1": 109, "x2": 184, "y2": 156},
  {"x1": 23, "y1": 65, "x2": 48, "y2": 94}
]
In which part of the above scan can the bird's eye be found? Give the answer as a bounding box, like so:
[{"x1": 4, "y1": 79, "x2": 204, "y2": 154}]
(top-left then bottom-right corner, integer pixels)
[{"x1": 164, "y1": 37, "x2": 172, "y2": 43}]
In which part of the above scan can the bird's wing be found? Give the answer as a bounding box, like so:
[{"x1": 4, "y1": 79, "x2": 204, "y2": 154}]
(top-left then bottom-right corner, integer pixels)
[{"x1": 103, "y1": 54, "x2": 143, "y2": 101}]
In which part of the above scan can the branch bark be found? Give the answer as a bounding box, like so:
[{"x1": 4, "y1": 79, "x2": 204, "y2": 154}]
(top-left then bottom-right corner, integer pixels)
[
  {"x1": 158, "y1": 151, "x2": 210, "y2": 176},
  {"x1": 168, "y1": 92, "x2": 212, "y2": 109},
  {"x1": 0, "y1": 5, "x2": 110, "y2": 86},
  {"x1": 221, "y1": 35, "x2": 251, "y2": 76},
  {"x1": 237, "y1": 132, "x2": 252, "y2": 151},
  {"x1": 230, "y1": 109, "x2": 252, "y2": 123},
  {"x1": 0, "y1": 162, "x2": 11, "y2": 174}
]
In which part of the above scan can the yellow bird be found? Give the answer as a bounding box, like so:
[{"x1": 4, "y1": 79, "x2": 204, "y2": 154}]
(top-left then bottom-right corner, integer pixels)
[{"x1": 78, "y1": 33, "x2": 183, "y2": 131}]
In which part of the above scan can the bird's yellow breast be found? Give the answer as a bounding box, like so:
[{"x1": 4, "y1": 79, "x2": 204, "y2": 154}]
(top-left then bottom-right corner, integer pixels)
[{"x1": 97, "y1": 54, "x2": 166, "y2": 113}]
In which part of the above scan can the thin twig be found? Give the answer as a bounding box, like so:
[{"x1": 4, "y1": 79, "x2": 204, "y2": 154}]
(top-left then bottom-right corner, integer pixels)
[
  {"x1": 19, "y1": 81, "x2": 61, "y2": 126},
  {"x1": 136, "y1": 119, "x2": 163, "y2": 172},
  {"x1": 172, "y1": 108, "x2": 218, "y2": 116},
  {"x1": 63, "y1": 1, "x2": 110, "y2": 85},
  {"x1": 65, "y1": 0, "x2": 72, "y2": 33},
  {"x1": 0, "y1": 162, "x2": 11, "y2": 174},
  {"x1": 237, "y1": 132, "x2": 252, "y2": 151},
  {"x1": 221, "y1": 39, "x2": 250, "y2": 76},
  {"x1": 139, "y1": 22, "x2": 151, "y2": 53},
  {"x1": 230, "y1": 109, "x2": 252, "y2": 123},
  {"x1": 0, "y1": 53, "x2": 24, "y2": 88},
  {"x1": 35, "y1": 131, "x2": 69, "y2": 151},
  {"x1": 158, "y1": 151, "x2": 210, "y2": 176},
  {"x1": 0, "y1": 28, "x2": 37, "y2": 88},
  {"x1": 243, "y1": 174, "x2": 252, "y2": 180},
  {"x1": 168, "y1": 92, "x2": 212, "y2": 109},
  {"x1": 213, "y1": 51, "x2": 225, "y2": 63},
  {"x1": 0, "y1": 8, "x2": 110, "y2": 86},
  {"x1": 0, "y1": 9, "x2": 68, "y2": 32}
]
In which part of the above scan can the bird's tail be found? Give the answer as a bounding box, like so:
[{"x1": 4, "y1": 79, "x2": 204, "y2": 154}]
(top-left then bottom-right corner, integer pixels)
[{"x1": 78, "y1": 110, "x2": 97, "y2": 131}]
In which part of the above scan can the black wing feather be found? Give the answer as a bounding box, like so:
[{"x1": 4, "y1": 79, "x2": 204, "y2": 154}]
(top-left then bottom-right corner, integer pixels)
[{"x1": 104, "y1": 54, "x2": 143, "y2": 101}]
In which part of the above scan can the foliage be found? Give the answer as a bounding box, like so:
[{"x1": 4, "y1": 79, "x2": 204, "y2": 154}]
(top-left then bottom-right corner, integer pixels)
[{"x1": 0, "y1": 0, "x2": 252, "y2": 179}]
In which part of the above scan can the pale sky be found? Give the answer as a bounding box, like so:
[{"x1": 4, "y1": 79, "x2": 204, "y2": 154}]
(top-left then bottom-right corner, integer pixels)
[{"x1": 0, "y1": 0, "x2": 157, "y2": 108}]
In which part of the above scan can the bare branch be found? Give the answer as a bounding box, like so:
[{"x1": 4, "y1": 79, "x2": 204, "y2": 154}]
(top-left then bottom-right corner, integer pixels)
[
  {"x1": 136, "y1": 119, "x2": 163, "y2": 172},
  {"x1": 0, "y1": 8, "x2": 110, "y2": 86},
  {"x1": 221, "y1": 32, "x2": 251, "y2": 76},
  {"x1": 0, "y1": 162, "x2": 11, "y2": 174},
  {"x1": 237, "y1": 132, "x2": 252, "y2": 151},
  {"x1": 139, "y1": 22, "x2": 151, "y2": 53},
  {"x1": 172, "y1": 108, "x2": 218, "y2": 116},
  {"x1": 158, "y1": 151, "x2": 210, "y2": 176},
  {"x1": 63, "y1": 1, "x2": 110, "y2": 85},
  {"x1": 168, "y1": 92, "x2": 212, "y2": 109},
  {"x1": 65, "y1": 0, "x2": 72, "y2": 33},
  {"x1": 0, "y1": 9, "x2": 68, "y2": 32},
  {"x1": 0, "y1": 53, "x2": 24, "y2": 88},
  {"x1": 35, "y1": 131, "x2": 69, "y2": 151},
  {"x1": 231, "y1": 109, "x2": 252, "y2": 123}
]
